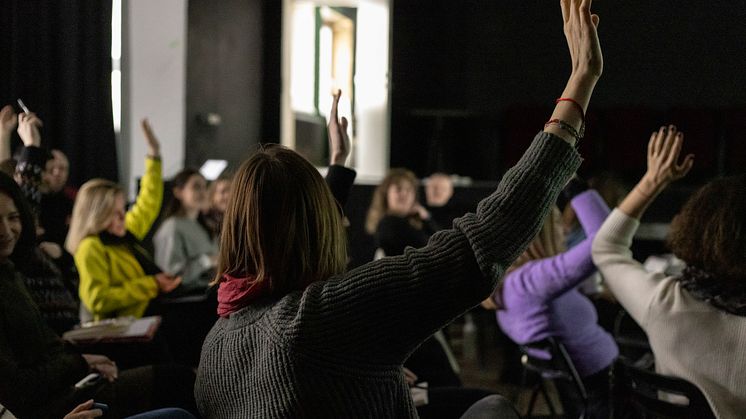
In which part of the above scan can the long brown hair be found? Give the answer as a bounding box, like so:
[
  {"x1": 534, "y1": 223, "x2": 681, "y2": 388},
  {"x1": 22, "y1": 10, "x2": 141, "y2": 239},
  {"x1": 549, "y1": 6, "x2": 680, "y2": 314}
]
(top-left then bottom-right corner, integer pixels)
[
  {"x1": 213, "y1": 145, "x2": 348, "y2": 296},
  {"x1": 365, "y1": 168, "x2": 419, "y2": 234}
]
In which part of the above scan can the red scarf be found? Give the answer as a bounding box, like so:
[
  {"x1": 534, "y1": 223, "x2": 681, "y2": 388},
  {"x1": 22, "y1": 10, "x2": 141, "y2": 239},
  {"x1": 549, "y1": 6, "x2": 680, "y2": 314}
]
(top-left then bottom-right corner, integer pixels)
[{"x1": 217, "y1": 274, "x2": 268, "y2": 318}]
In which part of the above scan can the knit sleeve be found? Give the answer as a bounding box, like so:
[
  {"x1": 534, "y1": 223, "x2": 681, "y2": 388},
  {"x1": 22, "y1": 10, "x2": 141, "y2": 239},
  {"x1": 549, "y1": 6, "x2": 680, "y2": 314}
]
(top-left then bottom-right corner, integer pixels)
[
  {"x1": 282, "y1": 132, "x2": 581, "y2": 364},
  {"x1": 592, "y1": 209, "x2": 660, "y2": 328},
  {"x1": 500, "y1": 189, "x2": 610, "y2": 302}
]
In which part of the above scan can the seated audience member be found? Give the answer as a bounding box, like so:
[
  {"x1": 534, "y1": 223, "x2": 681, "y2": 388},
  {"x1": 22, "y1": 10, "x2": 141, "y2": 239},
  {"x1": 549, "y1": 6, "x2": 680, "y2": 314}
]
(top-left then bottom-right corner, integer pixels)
[
  {"x1": 1, "y1": 107, "x2": 75, "y2": 247},
  {"x1": 194, "y1": 2, "x2": 599, "y2": 415},
  {"x1": 366, "y1": 168, "x2": 439, "y2": 257},
  {"x1": 592, "y1": 125, "x2": 746, "y2": 418},
  {"x1": 0, "y1": 171, "x2": 197, "y2": 419},
  {"x1": 203, "y1": 174, "x2": 231, "y2": 239},
  {"x1": 367, "y1": 169, "x2": 464, "y2": 388},
  {"x1": 153, "y1": 168, "x2": 216, "y2": 291},
  {"x1": 66, "y1": 119, "x2": 181, "y2": 320},
  {"x1": 39, "y1": 148, "x2": 76, "y2": 246},
  {"x1": 424, "y1": 172, "x2": 460, "y2": 227},
  {"x1": 10, "y1": 112, "x2": 79, "y2": 334},
  {"x1": 488, "y1": 179, "x2": 615, "y2": 418}
]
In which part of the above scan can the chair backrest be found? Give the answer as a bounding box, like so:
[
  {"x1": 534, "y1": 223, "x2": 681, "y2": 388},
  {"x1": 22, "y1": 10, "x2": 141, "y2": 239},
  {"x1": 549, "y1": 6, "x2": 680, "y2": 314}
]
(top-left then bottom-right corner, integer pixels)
[
  {"x1": 520, "y1": 337, "x2": 588, "y2": 402},
  {"x1": 612, "y1": 359, "x2": 716, "y2": 419}
]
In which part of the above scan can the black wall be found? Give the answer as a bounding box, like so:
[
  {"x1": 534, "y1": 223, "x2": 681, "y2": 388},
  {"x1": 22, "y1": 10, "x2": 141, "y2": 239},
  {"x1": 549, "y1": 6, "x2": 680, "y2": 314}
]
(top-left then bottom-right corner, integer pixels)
[
  {"x1": 185, "y1": 0, "x2": 282, "y2": 172},
  {"x1": 391, "y1": 0, "x2": 746, "y2": 182}
]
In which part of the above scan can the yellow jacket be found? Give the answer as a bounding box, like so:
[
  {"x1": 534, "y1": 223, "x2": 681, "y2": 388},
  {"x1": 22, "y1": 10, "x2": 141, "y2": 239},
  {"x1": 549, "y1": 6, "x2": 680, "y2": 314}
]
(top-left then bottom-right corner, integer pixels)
[{"x1": 75, "y1": 157, "x2": 163, "y2": 320}]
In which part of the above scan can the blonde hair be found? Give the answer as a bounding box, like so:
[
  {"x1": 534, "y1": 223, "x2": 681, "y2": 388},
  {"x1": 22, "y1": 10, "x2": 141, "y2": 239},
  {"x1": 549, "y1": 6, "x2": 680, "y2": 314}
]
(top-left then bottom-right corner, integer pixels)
[
  {"x1": 214, "y1": 145, "x2": 347, "y2": 295},
  {"x1": 365, "y1": 168, "x2": 419, "y2": 234},
  {"x1": 65, "y1": 179, "x2": 124, "y2": 253}
]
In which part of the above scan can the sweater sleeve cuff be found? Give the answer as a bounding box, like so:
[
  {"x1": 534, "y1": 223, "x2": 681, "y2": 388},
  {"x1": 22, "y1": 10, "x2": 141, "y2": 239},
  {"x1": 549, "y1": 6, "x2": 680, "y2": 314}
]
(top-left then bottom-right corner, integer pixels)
[
  {"x1": 601, "y1": 208, "x2": 640, "y2": 247},
  {"x1": 325, "y1": 165, "x2": 357, "y2": 208}
]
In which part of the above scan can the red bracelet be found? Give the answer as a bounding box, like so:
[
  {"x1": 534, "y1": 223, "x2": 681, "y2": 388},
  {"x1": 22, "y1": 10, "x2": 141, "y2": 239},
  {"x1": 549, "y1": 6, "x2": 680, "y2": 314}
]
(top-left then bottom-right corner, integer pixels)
[
  {"x1": 555, "y1": 97, "x2": 585, "y2": 121},
  {"x1": 544, "y1": 118, "x2": 582, "y2": 142}
]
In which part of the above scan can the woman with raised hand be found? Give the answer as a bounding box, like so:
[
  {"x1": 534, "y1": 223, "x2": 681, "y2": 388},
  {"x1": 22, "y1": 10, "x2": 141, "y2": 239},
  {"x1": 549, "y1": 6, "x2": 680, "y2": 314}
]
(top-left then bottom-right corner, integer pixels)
[
  {"x1": 66, "y1": 119, "x2": 181, "y2": 320},
  {"x1": 487, "y1": 175, "x2": 614, "y2": 418},
  {"x1": 195, "y1": 0, "x2": 599, "y2": 416},
  {"x1": 592, "y1": 126, "x2": 746, "y2": 418}
]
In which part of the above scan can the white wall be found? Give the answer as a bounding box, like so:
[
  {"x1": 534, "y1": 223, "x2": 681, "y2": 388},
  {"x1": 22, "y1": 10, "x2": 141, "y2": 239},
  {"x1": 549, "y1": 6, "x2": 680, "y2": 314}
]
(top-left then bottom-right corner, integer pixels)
[
  {"x1": 281, "y1": 0, "x2": 391, "y2": 181},
  {"x1": 122, "y1": 0, "x2": 187, "y2": 199}
]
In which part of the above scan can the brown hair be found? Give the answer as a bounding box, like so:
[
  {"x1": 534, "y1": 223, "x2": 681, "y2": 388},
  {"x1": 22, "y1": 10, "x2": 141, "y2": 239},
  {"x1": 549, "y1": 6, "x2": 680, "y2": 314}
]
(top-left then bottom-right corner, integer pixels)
[
  {"x1": 365, "y1": 168, "x2": 419, "y2": 234},
  {"x1": 163, "y1": 168, "x2": 205, "y2": 219},
  {"x1": 667, "y1": 174, "x2": 746, "y2": 285},
  {"x1": 208, "y1": 175, "x2": 232, "y2": 210},
  {"x1": 213, "y1": 145, "x2": 348, "y2": 296}
]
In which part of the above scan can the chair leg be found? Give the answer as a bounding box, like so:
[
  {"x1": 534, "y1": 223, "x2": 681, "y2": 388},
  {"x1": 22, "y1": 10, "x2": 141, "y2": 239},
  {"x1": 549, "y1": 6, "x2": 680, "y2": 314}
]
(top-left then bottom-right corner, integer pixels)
[
  {"x1": 526, "y1": 384, "x2": 540, "y2": 418},
  {"x1": 539, "y1": 380, "x2": 558, "y2": 417}
]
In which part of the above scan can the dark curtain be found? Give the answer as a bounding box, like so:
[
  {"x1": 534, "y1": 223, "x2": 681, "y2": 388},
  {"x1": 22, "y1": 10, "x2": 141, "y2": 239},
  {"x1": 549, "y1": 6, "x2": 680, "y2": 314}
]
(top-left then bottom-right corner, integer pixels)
[{"x1": 0, "y1": 0, "x2": 118, "y2": 185}]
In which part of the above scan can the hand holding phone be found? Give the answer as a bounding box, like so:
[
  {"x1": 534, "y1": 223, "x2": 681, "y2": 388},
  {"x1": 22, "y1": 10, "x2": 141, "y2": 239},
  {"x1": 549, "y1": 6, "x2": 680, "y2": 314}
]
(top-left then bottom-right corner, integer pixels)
[
  {"x1": 16, "y1": 98, "x2": 30, "y2": 114},
  {"x1": 74, "y1": 373, "x2": 103, "y2": 389}
]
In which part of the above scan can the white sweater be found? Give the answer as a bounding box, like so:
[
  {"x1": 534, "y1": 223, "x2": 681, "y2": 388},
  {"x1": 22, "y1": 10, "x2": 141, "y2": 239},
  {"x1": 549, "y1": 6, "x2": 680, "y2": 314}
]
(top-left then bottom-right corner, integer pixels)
[{"x1": 592, "y1": 209, "x2": 746, "y2": 419}]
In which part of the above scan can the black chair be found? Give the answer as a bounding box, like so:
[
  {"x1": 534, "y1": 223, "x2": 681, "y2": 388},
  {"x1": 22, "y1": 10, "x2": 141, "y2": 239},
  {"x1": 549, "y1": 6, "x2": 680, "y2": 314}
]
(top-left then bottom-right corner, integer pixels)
[
  {"x1": 519, "y1": 337, "x2": 588, "y2": 418},
  {"x1": 613, "y1": 309, "x2": 653, "y2": 366},
  {"x1": 612, "y1": 359, "x2": 716, "y2": 419}
]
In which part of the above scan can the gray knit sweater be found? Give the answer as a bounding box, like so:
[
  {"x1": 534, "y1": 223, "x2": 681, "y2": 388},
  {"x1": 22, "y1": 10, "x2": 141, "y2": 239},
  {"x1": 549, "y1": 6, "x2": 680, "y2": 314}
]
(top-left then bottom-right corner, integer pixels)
[{"x1": 195, "y1": 132, "x2": 581, "y2": 418}]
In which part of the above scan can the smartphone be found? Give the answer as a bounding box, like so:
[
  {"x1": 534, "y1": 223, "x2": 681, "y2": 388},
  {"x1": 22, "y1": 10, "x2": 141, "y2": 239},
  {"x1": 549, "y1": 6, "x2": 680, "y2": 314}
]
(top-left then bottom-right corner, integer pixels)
[
  {"x1": 74, "y1": 373, "x2": 103, "y2": 389},
  {"x1": 16, "y1": 99, "x2": 31, "y2": 114},
  {"x1": 92, "y1": 402, "x2": 109, "y2": 414}
]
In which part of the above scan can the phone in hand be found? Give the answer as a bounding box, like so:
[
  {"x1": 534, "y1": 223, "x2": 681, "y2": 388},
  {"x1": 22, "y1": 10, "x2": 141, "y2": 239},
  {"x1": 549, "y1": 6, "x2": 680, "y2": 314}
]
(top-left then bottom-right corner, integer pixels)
[
  {"x1": 16, "y1": 98, "x2": 31, "y2": 114},
  {"x1": 92, "y1": 402, "x2": 109, "y2": 414},
  {"x1": 74, "y1": 373, "x2": 103, "y2": 389}
]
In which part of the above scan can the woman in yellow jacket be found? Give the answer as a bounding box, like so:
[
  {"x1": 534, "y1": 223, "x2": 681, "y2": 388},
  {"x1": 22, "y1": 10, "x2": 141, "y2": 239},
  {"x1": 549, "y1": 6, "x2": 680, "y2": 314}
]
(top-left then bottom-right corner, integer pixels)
[{"x1": 66, "y1": 119, "x2": 181, "y2": 320}]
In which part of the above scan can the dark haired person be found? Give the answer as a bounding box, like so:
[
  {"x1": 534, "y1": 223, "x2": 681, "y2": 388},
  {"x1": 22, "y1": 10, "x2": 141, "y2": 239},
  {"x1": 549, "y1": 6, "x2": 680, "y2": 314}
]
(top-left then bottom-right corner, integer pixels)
[
  {"x1": 592, "y1": 126, "x2": 746, "y2": 418},
  {"x1": 153, "y1": 168, "x2": 217, "y2": 291},
  {"x1": 194, "y1": 1, "x2": 600, "y2": 415},
  {"x1": 0, "y1": 170, "x2": 197, "y2": 418}
]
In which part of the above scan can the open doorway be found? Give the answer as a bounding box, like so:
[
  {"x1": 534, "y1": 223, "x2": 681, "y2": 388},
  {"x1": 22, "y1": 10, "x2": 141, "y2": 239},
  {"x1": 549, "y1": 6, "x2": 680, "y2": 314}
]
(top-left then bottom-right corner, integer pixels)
[{"x1": 282, "y1": 0, "x2": 391, "y2": 179}]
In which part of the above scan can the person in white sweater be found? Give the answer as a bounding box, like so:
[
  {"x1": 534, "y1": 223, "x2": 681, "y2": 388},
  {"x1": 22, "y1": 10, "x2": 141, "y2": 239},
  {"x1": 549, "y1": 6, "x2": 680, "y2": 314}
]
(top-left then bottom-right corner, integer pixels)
[{"x1": 592, "y1": 125, "x2": 746, "y2": 419}]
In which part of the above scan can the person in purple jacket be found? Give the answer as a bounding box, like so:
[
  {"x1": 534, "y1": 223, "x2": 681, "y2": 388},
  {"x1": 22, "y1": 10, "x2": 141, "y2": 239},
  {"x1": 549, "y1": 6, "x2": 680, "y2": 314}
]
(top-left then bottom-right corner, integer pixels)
[{"x1": 487, "y1": 178, "x2": 617, "y2": 418}]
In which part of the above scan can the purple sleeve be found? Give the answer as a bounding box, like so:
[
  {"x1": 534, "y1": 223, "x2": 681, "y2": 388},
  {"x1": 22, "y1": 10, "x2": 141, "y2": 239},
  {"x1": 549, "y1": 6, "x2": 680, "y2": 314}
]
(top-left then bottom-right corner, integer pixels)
[{"x1": 502, "y1": 190, "x2": 610, "y2": 302}]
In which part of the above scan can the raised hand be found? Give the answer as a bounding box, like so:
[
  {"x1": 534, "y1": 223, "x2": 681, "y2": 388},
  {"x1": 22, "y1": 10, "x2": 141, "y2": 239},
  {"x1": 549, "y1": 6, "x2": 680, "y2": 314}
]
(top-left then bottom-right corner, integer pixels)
[
  {"x1": 0, "y1": 105, "x2": 18, "y2": 161},
  {"x1": 640, "y1": 125, "x2": 694, "y2": 194},
  {"x1": 545, "y1": 0, "x2": 603, "y2": 145},
  {"x1": 140, "y1": 118, "x2": 161, "y2": 158},
  {"x1": 17, "y1": 112, "x2": 43, "y2": 147},
  {"x1": 0, "y1": 105, "x2": 17, "y2": 137},
  {"x1": 618, "y1": 125, "x2": 694, "y2": 219},
  {"x1": 560, "y1": 0, "x2": 602, "y2": 79},
  {"x1": 328, "y1": 90, "x2": 351, "y2": 166}
]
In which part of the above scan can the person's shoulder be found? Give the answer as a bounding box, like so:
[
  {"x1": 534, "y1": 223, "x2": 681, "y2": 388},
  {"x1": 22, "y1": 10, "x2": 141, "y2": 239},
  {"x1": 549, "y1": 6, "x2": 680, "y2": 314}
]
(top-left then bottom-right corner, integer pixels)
[
  {"x1": 78, "y1": 235, "x2": 104, "y2": 251},
  {"x1": 154, "y1": 217, "x2": 180, "y2": 236}
]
